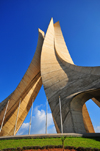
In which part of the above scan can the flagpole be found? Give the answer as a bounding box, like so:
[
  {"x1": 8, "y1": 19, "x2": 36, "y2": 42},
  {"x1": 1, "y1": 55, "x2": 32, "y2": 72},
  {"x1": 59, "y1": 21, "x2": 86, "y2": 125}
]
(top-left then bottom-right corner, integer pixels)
[
  {"x1": 59, "y1": 96, "x2": 63, "y2": 133},
  {"x1": 45, "y1": 97, "x2": 48, "y2": 134},
  {"x1": 0, "y1": 100, "x2": 9, "y2": 132},
  {"x1": 29, "y1": 98, "x2": 33, "y2": 135}
]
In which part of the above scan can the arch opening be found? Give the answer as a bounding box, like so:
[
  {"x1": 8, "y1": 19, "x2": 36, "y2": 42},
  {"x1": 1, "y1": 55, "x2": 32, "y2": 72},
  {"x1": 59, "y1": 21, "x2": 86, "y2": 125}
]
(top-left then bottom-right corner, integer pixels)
[
  {"x1": 70, "y1": 90, "x2": 100, "y2": 133},
  {"x1": 85, "y1": 99, "x2": 100, "y2": 133}
]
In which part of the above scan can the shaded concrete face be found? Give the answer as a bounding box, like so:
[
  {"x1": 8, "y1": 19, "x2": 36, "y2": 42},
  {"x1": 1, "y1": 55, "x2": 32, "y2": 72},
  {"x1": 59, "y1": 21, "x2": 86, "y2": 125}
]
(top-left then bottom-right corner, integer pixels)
[{"x1": 0, "y1": 18, "x2": 100, "y2": 136}]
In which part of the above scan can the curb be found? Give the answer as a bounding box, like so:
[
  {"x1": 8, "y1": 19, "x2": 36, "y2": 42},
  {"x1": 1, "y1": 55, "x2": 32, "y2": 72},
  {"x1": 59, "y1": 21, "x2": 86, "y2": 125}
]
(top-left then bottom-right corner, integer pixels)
[{"x1": 0, "y1": 145, "x2": 100, "y2": 151}]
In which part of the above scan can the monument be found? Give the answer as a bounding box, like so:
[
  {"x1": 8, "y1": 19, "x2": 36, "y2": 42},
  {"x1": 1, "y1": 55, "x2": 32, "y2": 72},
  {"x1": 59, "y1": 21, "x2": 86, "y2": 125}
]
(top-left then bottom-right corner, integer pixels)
[{"x1": 0, "y1": 18, "x2": 100, "y2": 136}]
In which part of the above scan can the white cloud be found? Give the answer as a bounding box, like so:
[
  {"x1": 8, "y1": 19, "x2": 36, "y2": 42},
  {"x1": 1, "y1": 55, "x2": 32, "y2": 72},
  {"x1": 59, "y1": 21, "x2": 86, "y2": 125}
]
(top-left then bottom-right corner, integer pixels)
[
  {"x1": 17, "y1": 105, "x2": 56, "y2": 135},
  {"x1": 17, "y1": 105, "x2": 100, "y2": 135},
  {"x1": 48, "y1": 126, "x2": 57, "y2": 134},
  {"x1": 94, "y1": 126, "x2": 100, "y2": 132},
  {"x1": 17, "y1": 123, "x2": 29, "y2": 135}
]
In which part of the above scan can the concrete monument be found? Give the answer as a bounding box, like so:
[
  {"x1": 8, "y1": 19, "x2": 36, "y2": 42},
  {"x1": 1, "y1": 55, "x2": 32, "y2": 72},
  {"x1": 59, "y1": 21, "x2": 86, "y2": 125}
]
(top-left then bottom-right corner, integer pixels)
[{"x1": 0, "y1": 18, "x2": 100, "y2": 136}]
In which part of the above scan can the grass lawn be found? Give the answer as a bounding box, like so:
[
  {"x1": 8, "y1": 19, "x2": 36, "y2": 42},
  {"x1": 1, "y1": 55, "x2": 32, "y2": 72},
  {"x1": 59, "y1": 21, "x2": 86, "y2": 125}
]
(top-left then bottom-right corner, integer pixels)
[{"x1": 0, "y1": 137, "x2": 100, "y2": 150}]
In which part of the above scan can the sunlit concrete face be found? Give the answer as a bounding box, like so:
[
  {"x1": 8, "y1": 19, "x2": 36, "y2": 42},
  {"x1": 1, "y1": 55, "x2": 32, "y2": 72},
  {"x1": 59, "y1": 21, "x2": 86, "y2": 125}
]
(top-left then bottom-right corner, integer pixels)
[{"x1": 0, "y1": 18, "x2": 100, "y2": 136}]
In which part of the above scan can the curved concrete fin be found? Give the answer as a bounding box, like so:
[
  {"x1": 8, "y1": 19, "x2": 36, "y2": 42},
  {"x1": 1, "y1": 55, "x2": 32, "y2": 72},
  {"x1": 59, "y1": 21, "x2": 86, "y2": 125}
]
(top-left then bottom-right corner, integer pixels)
[
  {"x1": 41, "y1": 18, "x2": 63, "y2": 133},
  {"x1": 54, "y1": 21, "x2": 74, "y2": 64},
  {"x1": 41, "y1": 18, "x2": 68, "y2": 98},
  {"x1": 0, "y1": 29, "x2": 44, "y2": 136}
]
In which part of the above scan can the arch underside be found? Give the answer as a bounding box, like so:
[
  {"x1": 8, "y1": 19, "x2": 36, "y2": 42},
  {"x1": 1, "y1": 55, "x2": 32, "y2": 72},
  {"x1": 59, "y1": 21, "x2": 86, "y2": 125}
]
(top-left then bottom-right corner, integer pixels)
[{"x1": 0, "y1": 18, "x2": 100, "y2": 136}]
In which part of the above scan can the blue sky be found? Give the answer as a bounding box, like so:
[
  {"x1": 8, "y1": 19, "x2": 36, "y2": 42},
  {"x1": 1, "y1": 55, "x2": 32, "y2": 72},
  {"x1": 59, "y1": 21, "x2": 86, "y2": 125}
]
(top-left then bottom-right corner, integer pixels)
[{"x1": 0, "y1": 0, "x2": 100, "y2": 134}]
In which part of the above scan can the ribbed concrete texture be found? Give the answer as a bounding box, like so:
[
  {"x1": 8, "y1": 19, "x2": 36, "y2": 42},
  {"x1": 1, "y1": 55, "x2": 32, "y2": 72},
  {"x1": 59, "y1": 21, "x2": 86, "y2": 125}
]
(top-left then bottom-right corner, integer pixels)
[{"x1": 0, "y1": 18, "x2": 100, "y2": 136}]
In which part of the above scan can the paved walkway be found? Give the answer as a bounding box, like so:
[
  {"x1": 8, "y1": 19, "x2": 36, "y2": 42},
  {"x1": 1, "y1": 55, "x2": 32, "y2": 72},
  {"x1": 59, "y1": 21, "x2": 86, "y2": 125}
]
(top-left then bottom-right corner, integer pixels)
[{"x1": 0, "y1": 133, "x2": 100, "y2": 140}]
